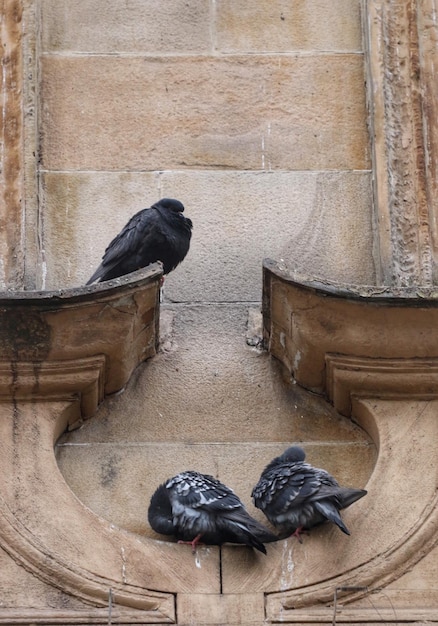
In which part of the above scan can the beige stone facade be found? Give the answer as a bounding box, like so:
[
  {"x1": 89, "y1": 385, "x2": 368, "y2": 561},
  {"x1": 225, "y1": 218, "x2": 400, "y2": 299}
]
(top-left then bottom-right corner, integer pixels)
[{"x1": 1, "y1": 0, "x2": 438, "y2": 624}]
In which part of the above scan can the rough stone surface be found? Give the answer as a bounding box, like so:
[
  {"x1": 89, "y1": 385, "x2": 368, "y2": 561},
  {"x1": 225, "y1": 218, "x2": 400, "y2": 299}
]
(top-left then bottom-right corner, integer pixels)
[
  {"x1": 41, "y1": 170, "x2": 375, "y2": 295},
  {"x1": 6, "y1": 0, "x2": 438, "y2": 622},
  {"x1": 41, "y1": 0, "x2": 212, "y2": 54},
  {"x1": 40, "y1": 54, "x2": 369, "y2": 172},
  {"x1": 56, "y1": 304, "x2": 375, "y2": 536},
  {"x1": 216, "y1": 0, "x2": 363, "y2": 53},
  {"x1": 41, "y1": 0, "x2": 362, "y2": 55}
]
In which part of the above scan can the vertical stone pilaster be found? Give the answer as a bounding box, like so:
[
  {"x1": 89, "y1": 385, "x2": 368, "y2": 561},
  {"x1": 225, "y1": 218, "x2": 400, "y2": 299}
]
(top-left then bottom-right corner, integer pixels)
[
  {"x1": 0, "y1": 0, "x2": 25, "y2": 288},
  {"x1": 418, "y1": 0, "x2": 438, "y2": 283},
  {"x1": 364, "y1": 0, "x2": 438, "y2": 287},
  {"x1": 21, "y1": 0, "x2": 41, "y2": 289},
  {"x1": 0, "y1": 0, "x2": 40, "y2": 290}
]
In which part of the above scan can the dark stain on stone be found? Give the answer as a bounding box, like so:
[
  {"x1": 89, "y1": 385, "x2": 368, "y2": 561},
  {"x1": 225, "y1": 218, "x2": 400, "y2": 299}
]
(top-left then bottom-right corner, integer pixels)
[
  {"x1": 100, "y1": 453, "x2": 120, "y2": 488},
  {"x1": 0, "y1": 308, "x2": 51, "y2": 361}
]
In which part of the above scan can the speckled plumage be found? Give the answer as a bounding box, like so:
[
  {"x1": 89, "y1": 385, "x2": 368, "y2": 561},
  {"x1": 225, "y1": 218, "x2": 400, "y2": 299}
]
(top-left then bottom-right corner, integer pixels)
[
  {"x1": 86, "y1": 198, "x2": 192, "y2": 284},
  {"x1": 148, "y1": 471, "x2": 278, "y2": 553},
  {"x1": 251, "y1": 446, "x2": 367, "y2": 539}
]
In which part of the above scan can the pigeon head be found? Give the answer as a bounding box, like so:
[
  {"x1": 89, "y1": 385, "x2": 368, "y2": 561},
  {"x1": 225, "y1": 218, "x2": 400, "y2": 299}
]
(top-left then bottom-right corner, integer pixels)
[
  {"x1": 278, "y1": 446, "x2": 306, "y2": 463},
  {"x1": 259, "y1": 445, "x2": 307, "y2": 475},
  {"x1": 156, "y1": 198, "x2": 185, "y2": 213}
]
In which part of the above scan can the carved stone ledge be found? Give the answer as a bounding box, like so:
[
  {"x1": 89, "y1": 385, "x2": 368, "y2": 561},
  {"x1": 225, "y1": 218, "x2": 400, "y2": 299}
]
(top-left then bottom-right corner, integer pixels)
[
  {"x1": 0, "y1": 265, "x2": 162, "y2": 408},
  {"x1": 261, "y1": 260, "x2": 438, "y2": 618},
  {"x1": 263, "y1": 259, "x2": 438, "y2": 396},
  {"x1": 0, "y1": 267, "x2": 220, "y2": 622}
]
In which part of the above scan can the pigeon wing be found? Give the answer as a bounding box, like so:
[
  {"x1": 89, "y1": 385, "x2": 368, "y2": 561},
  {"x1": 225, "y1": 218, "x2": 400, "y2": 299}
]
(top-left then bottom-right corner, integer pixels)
[
  {"x1": 215, "y1": 508, "x2": 279, "y2": 553},
  {"x1": 170, "y1": 472, "x2": 277, "y2": 553},
  {"x1": 168, "y1": 471, "x2": 242, "y2": 512},
  {"x1": 313, "y1": 499, "x2": 350, "y2": 535},
  {"x1": 87, "y1": 208, "x2": 168, "y2": 283},
  {"x1": 252, "y1": 463, "x2": 323, "y2": 515}
]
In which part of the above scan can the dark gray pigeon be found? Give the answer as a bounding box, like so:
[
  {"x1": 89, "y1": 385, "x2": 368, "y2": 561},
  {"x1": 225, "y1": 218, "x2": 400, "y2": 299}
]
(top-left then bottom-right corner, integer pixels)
[
  {"x1": 86, "y1": 198, "x2": 192, "y2": 284},
  {"x1": 148, "y1": 471, "x2": 278, "y2": 553},
  {"x1": 251, "y1": 446, "x2": 367, "y2": 541}
]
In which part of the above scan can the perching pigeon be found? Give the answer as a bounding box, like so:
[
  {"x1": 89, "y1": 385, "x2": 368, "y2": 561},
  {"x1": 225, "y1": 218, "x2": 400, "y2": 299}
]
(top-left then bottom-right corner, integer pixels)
[
  {"x1": 148, "y1": 471, "x2": 278, "y2": 553},
  {"x1": 251, "y1": 446, "x2": 367, "y2": 541},
  {"x1": 86, "y1": 198, "x2": 192, "y2": 284}
]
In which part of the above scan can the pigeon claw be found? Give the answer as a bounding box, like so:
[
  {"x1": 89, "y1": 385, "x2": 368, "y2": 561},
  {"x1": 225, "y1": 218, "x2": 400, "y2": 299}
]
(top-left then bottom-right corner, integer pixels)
[
  {"x1": 291, "y1": 527, "x2": 307, "y2": 544},
  {"x1": 178, "y1": 534, "x2": 203, "y2": 553}
]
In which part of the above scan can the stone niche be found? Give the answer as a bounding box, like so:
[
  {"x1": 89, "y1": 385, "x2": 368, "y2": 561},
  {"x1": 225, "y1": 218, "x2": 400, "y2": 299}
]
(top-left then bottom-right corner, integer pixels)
[
  {"x1": 2, "y1": 0, "x2": 438, "y2": 624},
  {"x1": 2, "y1": 263, "x2": 438, "y2": 624},
  {"x1": 262, "y1": 259, "x2": 438, "y2": 622},
  {"x1": 0, "y1": 267, "x2": 183, "y2": 623}
]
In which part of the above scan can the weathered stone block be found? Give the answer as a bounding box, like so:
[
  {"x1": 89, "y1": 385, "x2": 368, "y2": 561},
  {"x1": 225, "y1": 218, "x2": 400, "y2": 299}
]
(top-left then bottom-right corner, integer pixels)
[
  {"x1": 40, "y1": 55, "x2": 369, "y2": 171},
  {"x1": 41, "y1": 0, "x2": 211, "y2": 53},
  {"x1": 41, "y1": 171, "x2": 374, "y2": 298},
  {"x1": 177, "y1": 593, "x2": 265, "y2": 625},
  {"x1": 216, "y1": 0, "x2": 362, "y2": 53}
]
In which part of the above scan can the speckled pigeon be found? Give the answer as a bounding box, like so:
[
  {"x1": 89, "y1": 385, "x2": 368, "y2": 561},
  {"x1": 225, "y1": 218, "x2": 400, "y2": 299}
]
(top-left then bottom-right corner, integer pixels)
[
  {"x1": 148, "y1": 471, "x2": 278, "y2": 553},
  {"x1": 251, "y1": 446, "x2": 367, "y2": 541},
  {"x1": 86, "y1": 198, "x2": 192, "y2": 284}
]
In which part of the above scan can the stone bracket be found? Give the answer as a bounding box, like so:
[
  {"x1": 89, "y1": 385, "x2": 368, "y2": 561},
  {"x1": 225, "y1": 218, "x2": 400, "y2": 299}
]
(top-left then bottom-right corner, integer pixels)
[
  {"x1": 326, "y1": 353, "x2": 438, "y2": 417},
  {"x1": 262, "y1": 260, "x2": 438, "y2": 618},
  {"x1": 0, "y1": 268, "x2": 221, "y2": 620},
  {"x1": 0, "y1": 355, "x2": 106, "y2": 423}
]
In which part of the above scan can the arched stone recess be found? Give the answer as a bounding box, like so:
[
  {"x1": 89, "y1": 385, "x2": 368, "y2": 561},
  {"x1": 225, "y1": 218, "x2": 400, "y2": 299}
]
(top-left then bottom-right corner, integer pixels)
[
  {"x1": 0, "y1": 268, "x2": 220, "y2": 623},
  {"x1": 260, "y1": 260, "x2": 438, "y2": 621},
  {"x1": 3, "y1": 262, "x2": 437, "y2": 623},
  {"x1": 2, "y1": 0, "x2": 438, "y2": 622}
]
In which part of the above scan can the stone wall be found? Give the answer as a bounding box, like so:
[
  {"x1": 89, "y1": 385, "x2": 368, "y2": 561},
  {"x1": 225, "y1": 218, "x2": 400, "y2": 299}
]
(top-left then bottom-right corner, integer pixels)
[
  {"x1": 3, "y1": 1, "x2": 438, "y2": 624},
  {"x1": 37, "y1": 0, "x2": 374, "y2": 296}
]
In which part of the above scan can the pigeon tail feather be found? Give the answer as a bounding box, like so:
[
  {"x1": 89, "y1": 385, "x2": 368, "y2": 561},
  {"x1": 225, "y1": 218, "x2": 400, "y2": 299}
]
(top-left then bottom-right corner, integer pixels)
[
  {"x1": 314, "y1": 500, "x2": 350, "y2": 535},
  {"x1": 338, "y1": 488, "x2": 367, "y2": 509}
]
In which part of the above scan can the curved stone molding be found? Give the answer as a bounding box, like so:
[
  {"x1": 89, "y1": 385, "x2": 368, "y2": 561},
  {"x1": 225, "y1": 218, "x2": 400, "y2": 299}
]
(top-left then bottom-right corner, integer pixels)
[
  {"x1": 0, "y1": 399, "x2": 219, "y2": 621},
  {"x1": 264, "y1": 398, "x2": 438, "y2": 619},
  {"x1": 259, "y1": 260, "x2": 438, "y2": 618},
  {"x1": 0, "y1": 270, "x2": 220, "y2": 621},
  {"x1": 0, "y1": 266, "x2": 162, "y2": 403}
]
